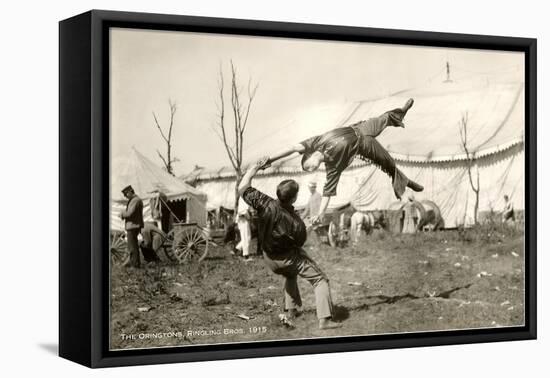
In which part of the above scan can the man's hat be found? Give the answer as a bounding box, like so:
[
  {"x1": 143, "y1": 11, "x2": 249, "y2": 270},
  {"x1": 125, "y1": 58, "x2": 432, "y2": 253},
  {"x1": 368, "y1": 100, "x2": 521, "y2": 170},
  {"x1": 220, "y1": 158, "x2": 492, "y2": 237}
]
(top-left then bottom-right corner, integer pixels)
[
  {"x1": 121, "y1": 185, "x2": 134, "y2": 194},
  {"x1": 308, "y1": 181, "x2": 317, "y2": 188}
]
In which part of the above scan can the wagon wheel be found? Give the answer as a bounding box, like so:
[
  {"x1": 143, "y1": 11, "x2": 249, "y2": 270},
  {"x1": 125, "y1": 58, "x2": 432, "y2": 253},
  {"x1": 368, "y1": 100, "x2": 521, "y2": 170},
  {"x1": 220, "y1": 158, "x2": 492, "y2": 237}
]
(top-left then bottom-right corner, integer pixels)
[
  {"x1": 110, "y1": 232, "x2": 128, "y2": 266},
  {"x1": 161, "y1": 229, "x2": 178, "y2": 263},
  {"x1": 327, "y1": 221, "x2": 338, "y2": 248},
  {"x1": 171, "y1": 227, "x2": 209, "y2": 263}
]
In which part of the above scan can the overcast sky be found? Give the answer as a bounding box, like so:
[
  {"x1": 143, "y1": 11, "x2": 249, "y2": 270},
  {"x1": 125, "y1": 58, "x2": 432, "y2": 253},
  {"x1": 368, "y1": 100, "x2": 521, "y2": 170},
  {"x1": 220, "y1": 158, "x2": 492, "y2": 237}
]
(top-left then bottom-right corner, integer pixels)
[{"x1": 110, "y1": 28, "x2": 523, "y2": 175}]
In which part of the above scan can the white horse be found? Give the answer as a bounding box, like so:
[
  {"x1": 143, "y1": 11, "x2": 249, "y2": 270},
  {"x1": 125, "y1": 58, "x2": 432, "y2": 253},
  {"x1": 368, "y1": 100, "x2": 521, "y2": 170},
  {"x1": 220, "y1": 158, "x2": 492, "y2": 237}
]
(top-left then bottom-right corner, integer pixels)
[{"x1": 350, "y1": 211, "x2": 377, "y2": 244}]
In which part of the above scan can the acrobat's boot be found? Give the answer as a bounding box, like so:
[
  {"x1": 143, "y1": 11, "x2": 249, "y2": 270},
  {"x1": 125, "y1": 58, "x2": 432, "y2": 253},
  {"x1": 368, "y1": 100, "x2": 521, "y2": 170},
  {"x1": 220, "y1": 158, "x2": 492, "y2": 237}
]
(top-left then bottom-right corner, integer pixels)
[
  {"x1": 393, "y1": 169, "x2": 408, "y2": 199},
  {"x1": 407, "y1": 179, "x2": 424, "y2": 192},
  {"x1": 393, "y1": 168, "x2": 423, "y2": 199},
  {"x1": 401, "y1": 98, "x2": 414, "y2": 114},
  {"x1": 391, "y1": 98, "x2": 415, "y2": 129},
  {"x1": 381, "y1": 98, "x2": 415, "y2": 131}
]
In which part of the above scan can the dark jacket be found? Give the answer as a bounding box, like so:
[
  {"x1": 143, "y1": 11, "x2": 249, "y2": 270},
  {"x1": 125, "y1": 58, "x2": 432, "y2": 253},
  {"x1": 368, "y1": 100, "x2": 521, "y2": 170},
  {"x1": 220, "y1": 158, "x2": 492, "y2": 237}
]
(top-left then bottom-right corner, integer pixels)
[
  {"x1": 242, "y1": 187, "x2": 306, "y2": 259},
  {"x1": 121, "y1": 195, "x2": 144, "y2": 230},
  {"x1": 300, "y1": 127, "x2": 359, "y2": 196}
]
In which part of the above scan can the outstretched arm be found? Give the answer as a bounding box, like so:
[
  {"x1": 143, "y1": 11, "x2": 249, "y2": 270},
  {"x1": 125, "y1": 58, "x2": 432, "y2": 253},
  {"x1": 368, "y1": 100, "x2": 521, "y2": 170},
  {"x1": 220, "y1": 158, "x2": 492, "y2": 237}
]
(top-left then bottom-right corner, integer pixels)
[
  {"x1": 266, "y1": 144, "x2": 305, "y2": 166},
  {"x1": 238, "y1": 157, "x2": 270, "y2": 196},
  {"x1": 311, "y1": 168, "x2": 340, "y2": 223},
  {"x1": 301, "y1": 204, "x2": 310, "y2": 219},
  {"x1": 312, "y1": 196, "x2": 331, "y2": 224}
]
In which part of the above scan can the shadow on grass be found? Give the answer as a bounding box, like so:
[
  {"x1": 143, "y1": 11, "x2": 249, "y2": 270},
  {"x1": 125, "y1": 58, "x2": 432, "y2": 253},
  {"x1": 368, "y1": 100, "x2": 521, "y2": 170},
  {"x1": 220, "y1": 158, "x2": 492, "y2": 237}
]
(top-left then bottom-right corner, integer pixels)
[{"x1": 332, "y1": 305, "x2": 350, "y2": 322}]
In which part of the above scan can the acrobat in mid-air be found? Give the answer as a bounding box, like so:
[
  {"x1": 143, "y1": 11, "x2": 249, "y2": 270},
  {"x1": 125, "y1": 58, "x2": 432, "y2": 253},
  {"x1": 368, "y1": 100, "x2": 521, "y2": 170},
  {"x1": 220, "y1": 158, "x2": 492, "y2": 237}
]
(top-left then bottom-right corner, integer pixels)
[{"x1": 264, "y1": 98, "x2": 424, "y2": 222}]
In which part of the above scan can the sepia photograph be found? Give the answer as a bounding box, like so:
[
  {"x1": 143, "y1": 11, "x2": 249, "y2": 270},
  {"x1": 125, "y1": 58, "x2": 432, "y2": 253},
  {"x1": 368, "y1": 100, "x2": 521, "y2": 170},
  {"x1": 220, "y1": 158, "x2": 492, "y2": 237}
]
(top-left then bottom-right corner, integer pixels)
[{"x1": 109, "y1": 27, "x2": 526, "y2": 351}]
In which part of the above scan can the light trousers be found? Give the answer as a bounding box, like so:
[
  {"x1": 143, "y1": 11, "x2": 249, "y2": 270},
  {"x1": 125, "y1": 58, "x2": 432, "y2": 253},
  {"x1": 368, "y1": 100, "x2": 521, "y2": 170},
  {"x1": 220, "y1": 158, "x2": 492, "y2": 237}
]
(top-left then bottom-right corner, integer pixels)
[
  {"x1": 351, "y1": 108, "x2": 411, "y2": 199},
  {"x1": 236, "y1": 218, "x2": 251, "y2": 257},
  {"x1": 263, "y1": 249, "x2": 333, "y2": 320}
]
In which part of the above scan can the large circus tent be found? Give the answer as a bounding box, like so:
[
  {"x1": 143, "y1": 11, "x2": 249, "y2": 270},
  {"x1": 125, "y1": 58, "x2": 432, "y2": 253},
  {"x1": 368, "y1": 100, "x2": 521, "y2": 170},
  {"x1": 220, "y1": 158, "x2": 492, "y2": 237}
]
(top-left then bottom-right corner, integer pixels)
[{"x1": 182, "y1": 67, "x2": 525, "y2": 228}]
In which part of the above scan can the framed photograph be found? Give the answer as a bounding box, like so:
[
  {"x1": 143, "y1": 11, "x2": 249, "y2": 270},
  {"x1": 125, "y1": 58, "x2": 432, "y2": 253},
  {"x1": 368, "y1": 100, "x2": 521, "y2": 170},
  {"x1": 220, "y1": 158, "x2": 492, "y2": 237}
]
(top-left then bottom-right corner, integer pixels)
[{"x1": 59, "y1": 10, "x2": 536, "y2": 368}]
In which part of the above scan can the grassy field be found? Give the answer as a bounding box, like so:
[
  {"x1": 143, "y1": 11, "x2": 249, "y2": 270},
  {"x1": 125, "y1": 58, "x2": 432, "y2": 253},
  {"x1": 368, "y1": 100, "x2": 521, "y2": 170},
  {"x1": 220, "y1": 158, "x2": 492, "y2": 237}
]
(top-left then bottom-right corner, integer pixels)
[{"x1": 110, "y1": 224, "x2": 524, "y2": 350}]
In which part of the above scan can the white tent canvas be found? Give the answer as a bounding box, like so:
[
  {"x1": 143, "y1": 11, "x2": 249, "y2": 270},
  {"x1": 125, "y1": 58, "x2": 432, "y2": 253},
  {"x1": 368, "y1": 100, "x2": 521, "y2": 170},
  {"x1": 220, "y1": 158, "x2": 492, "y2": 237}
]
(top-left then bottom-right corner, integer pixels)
[
  {"x1": 111, "y1": 148, "x2": 208, "y2": 231},
  {"x1": 184, "y1": 71, "x2": 524, "y2": 228}
]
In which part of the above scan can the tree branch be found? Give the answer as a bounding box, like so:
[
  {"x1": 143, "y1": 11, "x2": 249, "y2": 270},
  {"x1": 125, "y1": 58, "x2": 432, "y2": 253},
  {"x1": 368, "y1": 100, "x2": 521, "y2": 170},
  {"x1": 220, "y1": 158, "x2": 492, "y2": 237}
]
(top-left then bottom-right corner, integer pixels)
[
  {"x1": 217, "y1": 65, "x2": 239, "y2": 171},
  {"x1": 459, "y1": 112, "x2": 479, "y2": 192},
  {"x1": 215, "y1": 60, "x2": 259, "y2": 211},
  {"x1": 153, "y1": 100, "x2": 179, "y2": 175},
  {"x1": 167, "y1": 99, "x2": 177, "y2": 146},
  {"x1": 241, "y1": 80, "x2": 258, "y2": 136},
  {"x1": 153, "y1": 112, "x2": 169, "y2": 143},
  {"x1": 156, "y1": 150, "x2": 169, "y2": 169},
  {"x1": 230, "y1": 60, "x2": 241, "y2": 165}
]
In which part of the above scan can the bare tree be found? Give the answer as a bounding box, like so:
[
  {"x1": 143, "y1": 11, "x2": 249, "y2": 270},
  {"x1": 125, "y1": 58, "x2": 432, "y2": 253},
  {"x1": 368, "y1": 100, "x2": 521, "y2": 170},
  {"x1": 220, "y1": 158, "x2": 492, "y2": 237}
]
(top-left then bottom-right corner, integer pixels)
[
  {"x1": 214, "y1": 61, "x2": 259, "y2": 212},
  {"x1": 458, "y1": 112, "x2": 480, "y2": 224},
  {"x1": 153, "y1": 99, "x2": 179, "y2": 175}
]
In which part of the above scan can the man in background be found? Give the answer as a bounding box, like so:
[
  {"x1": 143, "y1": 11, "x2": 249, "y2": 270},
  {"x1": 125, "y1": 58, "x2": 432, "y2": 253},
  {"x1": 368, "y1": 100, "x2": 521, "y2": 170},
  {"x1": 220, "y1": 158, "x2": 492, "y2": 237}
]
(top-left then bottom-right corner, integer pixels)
[
  {"x1": 402, "y1": 194, "x2": 420, "y2": 233},
  {"x1": 502, "y1": 194, "x2": 515, "y2": 224},
  {"x1": 235, "y1": 206, "x2": 252, "y2": 261},
  {"x1": 302, "y1": 181, "x2": 322, "y2": 221},
  {"x1": 150, "y1": 189, "x2": 170, "y2": 233},
  {"x1": 140, "y1": 222, "x2": 166, "y2": 263},
  {"x1": 120, "y1": 185, "x2": 144, "y2": 268}
]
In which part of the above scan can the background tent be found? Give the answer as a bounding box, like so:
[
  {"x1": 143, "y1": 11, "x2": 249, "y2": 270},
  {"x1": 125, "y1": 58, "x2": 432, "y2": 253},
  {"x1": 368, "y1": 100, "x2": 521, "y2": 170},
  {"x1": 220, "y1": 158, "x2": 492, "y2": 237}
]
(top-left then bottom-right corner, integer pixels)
[
  {"x1": 111, "y1": 147, "x2": 208, "y2": 231},
  {"x1": 182, "y1": 67, "x2": 525, "y2": 228}
]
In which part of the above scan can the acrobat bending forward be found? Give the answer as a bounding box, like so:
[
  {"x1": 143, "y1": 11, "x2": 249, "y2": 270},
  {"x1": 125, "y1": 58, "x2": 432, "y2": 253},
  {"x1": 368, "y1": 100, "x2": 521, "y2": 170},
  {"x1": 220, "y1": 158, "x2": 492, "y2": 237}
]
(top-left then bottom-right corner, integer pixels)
[{"x1": 265, "y1": 98, "x2": 424, "y2": 222}]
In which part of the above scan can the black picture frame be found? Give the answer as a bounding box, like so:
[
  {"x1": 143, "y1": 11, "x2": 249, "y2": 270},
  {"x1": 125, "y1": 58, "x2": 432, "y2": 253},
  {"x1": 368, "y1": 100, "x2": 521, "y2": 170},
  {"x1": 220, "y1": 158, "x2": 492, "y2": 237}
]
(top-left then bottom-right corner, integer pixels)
[{"x1": 59, "y1": 9, "x2": 537, "y2": 368}]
